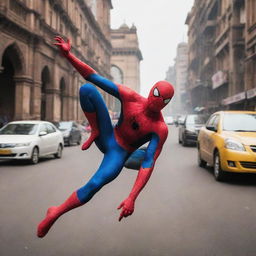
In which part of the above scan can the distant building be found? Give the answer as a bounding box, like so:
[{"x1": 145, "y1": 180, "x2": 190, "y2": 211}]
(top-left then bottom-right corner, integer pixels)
[
  {"x1": 0, "y1": 0, "x2": 113, "y2": 122},
  {"x1": 165, "y1": 43, "x2": 189, "y2": 116},
  {"x1": 164, "y1": 66, "x2": 176, "y2": 116},
  {"x1": 186, "y1": 0, "x2": 256, "y2": 113},
  {"x1": 111, "y1": 23, "x2": 142, "y2": 92},
  {"x1": 110, "y1": 23, "x2": 143, "y2": 113}
]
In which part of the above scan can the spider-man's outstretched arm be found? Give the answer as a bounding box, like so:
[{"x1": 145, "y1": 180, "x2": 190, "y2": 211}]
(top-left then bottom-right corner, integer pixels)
[
  {"x1": 118, "y1": 126, "x2": 168, "y2": 221},
  {"x1": 54, "y1": 36, "x2": 127, "y2": 99}
]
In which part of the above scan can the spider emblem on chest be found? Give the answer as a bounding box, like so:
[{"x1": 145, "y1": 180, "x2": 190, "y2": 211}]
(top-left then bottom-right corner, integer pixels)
[{"x1": 129, "y1": 116, "x2": 140, "y2": 130}]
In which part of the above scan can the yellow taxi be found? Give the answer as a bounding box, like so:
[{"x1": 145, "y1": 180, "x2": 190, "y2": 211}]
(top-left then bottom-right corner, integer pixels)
[{"x1": 197, "y1": 111, "x2": 256, "y2": 181}]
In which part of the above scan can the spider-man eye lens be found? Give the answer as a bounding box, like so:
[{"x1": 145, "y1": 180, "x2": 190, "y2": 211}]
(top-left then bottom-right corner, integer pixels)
[
  {"x1": 164, "y1": 98, "x2": 171, "y2": 104},
  {"x1": 153, "y1": 88, "x2": 160, "y2": 97}
]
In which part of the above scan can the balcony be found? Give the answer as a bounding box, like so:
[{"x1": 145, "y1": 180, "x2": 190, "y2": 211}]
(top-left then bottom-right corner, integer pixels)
[
  {"x1": 202, "y1": 20, "x2": 217, "y2": 34},
  {"x1": 214, "y1": 26, "x2": 229, "y2": 56},
  {"x1": 232, "y1": 24, "x2": 245, "y2": 47}
]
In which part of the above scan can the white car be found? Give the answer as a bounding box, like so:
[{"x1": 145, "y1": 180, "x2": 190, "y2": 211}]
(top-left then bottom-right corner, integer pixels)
[{"x1": 0, "y1": 121, "x2": 64, "y2": 164}]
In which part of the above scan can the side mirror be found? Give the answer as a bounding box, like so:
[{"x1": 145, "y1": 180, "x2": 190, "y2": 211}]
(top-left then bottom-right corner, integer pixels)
[
  {"x1": 39, "y1": 131, "x2": 47, "y2": 136},
  {"x1": 206, "y1": 126, "x2": 217, "y2": 132}
]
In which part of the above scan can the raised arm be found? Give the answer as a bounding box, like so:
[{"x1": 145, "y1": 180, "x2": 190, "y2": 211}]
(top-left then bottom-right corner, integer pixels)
[
  {"x1": 118, "y1": 126, "x2": 168, "y2": 221},
  {"x1": 54, "y1": 36, "x2": 120, "y2": 98}
]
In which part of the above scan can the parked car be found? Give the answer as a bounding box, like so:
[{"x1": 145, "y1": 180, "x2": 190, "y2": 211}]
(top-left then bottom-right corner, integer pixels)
[
  {"x1": 54, "y1": 121, "x2": 82, "y2": 146},
  {"x1": 0, "y1": 121, "x2": 64, "y2": 164},
  {"x1": 179, "y1": 114, "x2": 207, "y2": 146},
  {"x1": 197, "y1": 111, "x2": 256, "y2": 181},
  {"x1": 164, "y1": 116, "x2": 174, "y2": 125},
  {"x1": 175, "y1": 115, "x2": 186, "y2": 127}
]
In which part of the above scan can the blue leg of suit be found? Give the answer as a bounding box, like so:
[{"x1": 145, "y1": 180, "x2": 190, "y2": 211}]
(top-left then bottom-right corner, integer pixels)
[{"x1": 77, "y1": 83, "x2": 130, "y2": 203}]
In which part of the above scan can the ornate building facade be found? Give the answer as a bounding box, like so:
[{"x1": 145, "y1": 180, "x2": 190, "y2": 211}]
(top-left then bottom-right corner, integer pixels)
[
  {"x1": 165, "y1": 43, "x2": 189, "y2": 116},
  {"x1": 110, "y1": 23, "x2": 142, "y2": 93},
  {"x1": 0, "y1": 0, "x2": 113, "y2": 123},
  {"x1": 110, "y1": 23, "x2": 142, "y2": 114},
  {"x1": 186, "y1": 0, "x2": 256, "y2": 113}
]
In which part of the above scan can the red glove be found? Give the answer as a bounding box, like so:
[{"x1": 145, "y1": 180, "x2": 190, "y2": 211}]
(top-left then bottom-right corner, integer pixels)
[
  {"x1": 117, "y1": 197, "x2": 135, "y2": 221},
  {"x1": 54, "y1": 36, "x2": 71, "y2": 56}
]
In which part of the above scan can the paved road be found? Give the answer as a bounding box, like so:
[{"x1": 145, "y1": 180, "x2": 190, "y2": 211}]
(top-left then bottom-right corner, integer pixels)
[{"x1": 1, "y1": 127, "x2": 256, "y2": 256}]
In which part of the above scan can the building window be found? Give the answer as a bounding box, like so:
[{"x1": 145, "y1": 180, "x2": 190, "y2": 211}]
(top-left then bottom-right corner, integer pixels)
[{"x1": 111, "y1": 66, "x2": 123, "y2": 84}]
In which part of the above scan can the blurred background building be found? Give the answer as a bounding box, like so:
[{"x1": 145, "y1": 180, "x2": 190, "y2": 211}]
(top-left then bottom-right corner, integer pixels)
[
  {"x1": 185, "y1": 0, "x2": 256, "y2": 114},
  {"x1": 165, "y1": 42, "x2": 189, "y2": 116},
  {"x1": 0, "y1": 0, "x2": 142, "y2": 123},
  {"x1": 110, "y1": 23, "x2": 142, "y2": 114},
  {"x1": 164, "y1": 66, "x2": 176, "y2": 116}
]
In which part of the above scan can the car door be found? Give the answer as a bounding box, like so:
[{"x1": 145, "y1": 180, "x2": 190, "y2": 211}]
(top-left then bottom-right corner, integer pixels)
[
  {"x1": 38, "y1": 123, "x2": 51, "y2": 155},
  {"x1": 207, "y1": 115, "x2": 220, "y2": 165},
  {"x1": 179, "y1": 117, "x2": 186, "y2": 142},
  {"x1": 203, "y1": 115, "x2": 220, "y2": 164},
  {"x1": 72, "y1": 122, "x2": 80, "y2": 142},
  {"x1": 46, "y1": 123, "x2": 58, "y2": 153},
  {"x1": 200, "y1": 115, "x2": 217, "y2": 163}
]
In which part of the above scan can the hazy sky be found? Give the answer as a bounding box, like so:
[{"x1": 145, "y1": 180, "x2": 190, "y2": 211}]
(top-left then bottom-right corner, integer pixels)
[{"x1": 111, "y1": 0, "x2": 194, "y2": 96}]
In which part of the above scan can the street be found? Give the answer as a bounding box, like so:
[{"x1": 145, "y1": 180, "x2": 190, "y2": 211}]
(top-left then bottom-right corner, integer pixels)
[{"x1": 1, "y1": 127, "x2": 256, "y2": 256}]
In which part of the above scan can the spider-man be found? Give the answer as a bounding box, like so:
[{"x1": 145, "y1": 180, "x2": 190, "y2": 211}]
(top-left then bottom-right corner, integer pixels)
[{"x1": 37, "y1": 36, "x2": 174, "y2": 238}]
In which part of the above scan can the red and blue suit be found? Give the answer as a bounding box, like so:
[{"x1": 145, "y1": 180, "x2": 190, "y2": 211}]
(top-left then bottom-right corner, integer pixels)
[{"x1": 37, "y1": 37, "x2": 174, "y2": 237}]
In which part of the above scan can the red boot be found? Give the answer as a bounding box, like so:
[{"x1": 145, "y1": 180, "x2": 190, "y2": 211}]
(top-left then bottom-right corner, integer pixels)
[
  {"x1": 82, "y1": 111, "x2": 99, "y2": 150},
  {"x1": 37, "y1": 192, "x2": 83, "y2": 238}
]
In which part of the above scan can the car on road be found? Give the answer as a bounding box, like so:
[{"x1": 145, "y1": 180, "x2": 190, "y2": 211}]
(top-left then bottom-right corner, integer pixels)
[
  {"x1": 164, "y1": 116, "x2": 174, "y2": 125},
  {"x1": 179, "y1": 114, "x2": 207, "y2": 146},
  {"x1": 0, "y1": 121, "x2": 64, "y2": 164},
  {"x1": 197, "y1": 111, "x2": 256, "y2": 181},
  {"x1": 54, "y1": 121, "x2": 82, "y2": 146}
]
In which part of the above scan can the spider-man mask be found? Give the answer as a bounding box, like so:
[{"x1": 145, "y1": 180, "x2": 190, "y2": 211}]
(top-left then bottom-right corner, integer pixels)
[{"x1": 147, "y1": 81, "x2": 174, "y2": 112}]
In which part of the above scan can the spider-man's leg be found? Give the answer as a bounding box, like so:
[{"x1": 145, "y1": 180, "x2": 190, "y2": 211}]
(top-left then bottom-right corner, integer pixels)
[
  {"x1": 37, "y1": 139, "x2": 129, "y2": 238},
  {"x1": 79, "y1": 83, "x2": 113, "y2": 151},
  {"x1": 37, "y1": 84, "x2": 129, "y2": 238}
]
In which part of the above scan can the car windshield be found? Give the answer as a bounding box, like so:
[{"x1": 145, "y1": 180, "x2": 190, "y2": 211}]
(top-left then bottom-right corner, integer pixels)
[
  {"x1": 223, "y1": 113, "x2": 256, "y2": 132},
  {"x1": 0, "y1": 123, "x2": 39, "y2": 135},
  {"x1": 186, "y1": 115, "x2": 206, "y2": 125},
  {"x1": 56, "y1": 122, "x2": 72, "y2": 131}
]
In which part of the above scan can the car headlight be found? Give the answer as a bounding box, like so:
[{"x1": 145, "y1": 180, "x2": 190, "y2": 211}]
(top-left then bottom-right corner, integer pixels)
[
  {"x1": 224, "y1": 139, "x2": 245, "y2": 151},
  {"x1": 14, "y1": 142, "x2": 31, "y2": 147},
  {"x1": 62, "y1": 131, "x2": 70, "y2": 137}
]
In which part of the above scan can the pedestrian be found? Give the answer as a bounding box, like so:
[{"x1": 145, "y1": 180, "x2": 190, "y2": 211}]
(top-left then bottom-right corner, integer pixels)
[{"x1": 37, "y1": 36, "x2": 174, "y2": 238}]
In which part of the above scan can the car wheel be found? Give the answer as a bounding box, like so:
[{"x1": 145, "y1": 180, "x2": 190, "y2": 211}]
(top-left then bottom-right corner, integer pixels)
[
  {"x1": 68, "y1": 137, "x2": 72, "y2": 146},
  {"x1": 30, "y1": 147, "x2": 39, "y2": 164},
  {"x1": 197, "y1": 148, "x2": 207, "y2": 168},
  {"x1": 77, "y1": 136, "x2": 81, "y2": 145},
  {"x1": 214, "y1": 151, "x2": 226, "y2": 181},
  {"x1": 54, "y1": 144, "x2": 63, "y2": 159}
]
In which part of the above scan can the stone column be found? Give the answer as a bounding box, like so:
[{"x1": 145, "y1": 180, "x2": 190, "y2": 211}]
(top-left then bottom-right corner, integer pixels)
[
  {"x1": 14, "y1": 75, "x2": 32, "y2": 120},
  {"x1": 45, "y1": 88, "x2": 58, "y2": 121},
  {"x1": 31, "y1": 80, "x2": 42, "y2": 120}
]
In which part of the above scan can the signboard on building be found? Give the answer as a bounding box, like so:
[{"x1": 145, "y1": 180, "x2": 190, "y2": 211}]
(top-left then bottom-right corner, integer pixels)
[
  {"x1": 212, "y1": 70, "x2": 228, "y2": 89},
  {"x1": 246, "y1": 87, "x2": 256, "y2": 99},
  {"x1": 222, "y1": 92, "x2": 246, "y2": 105}
]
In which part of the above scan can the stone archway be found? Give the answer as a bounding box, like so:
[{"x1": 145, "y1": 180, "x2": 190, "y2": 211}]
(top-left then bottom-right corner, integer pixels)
[
  {"x1": 41, "y1": 66, "x2": 51, "y2": 120},
  {"x1": 0, "y1": 43, "x2": 24, "y2": 124}
]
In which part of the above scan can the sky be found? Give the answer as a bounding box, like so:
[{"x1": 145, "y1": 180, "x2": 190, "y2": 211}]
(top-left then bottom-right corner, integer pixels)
[{"x1": 111, "y1": 0, "x2": 194, "y2": 96}]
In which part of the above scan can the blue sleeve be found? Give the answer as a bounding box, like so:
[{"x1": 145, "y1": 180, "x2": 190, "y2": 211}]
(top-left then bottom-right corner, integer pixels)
[
  {"x1": 87, "y1": 73, "x2": 120, "y2": 99},
  {"x1": 141, "y1": 134, "x2": 160, "y2": 168}
]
